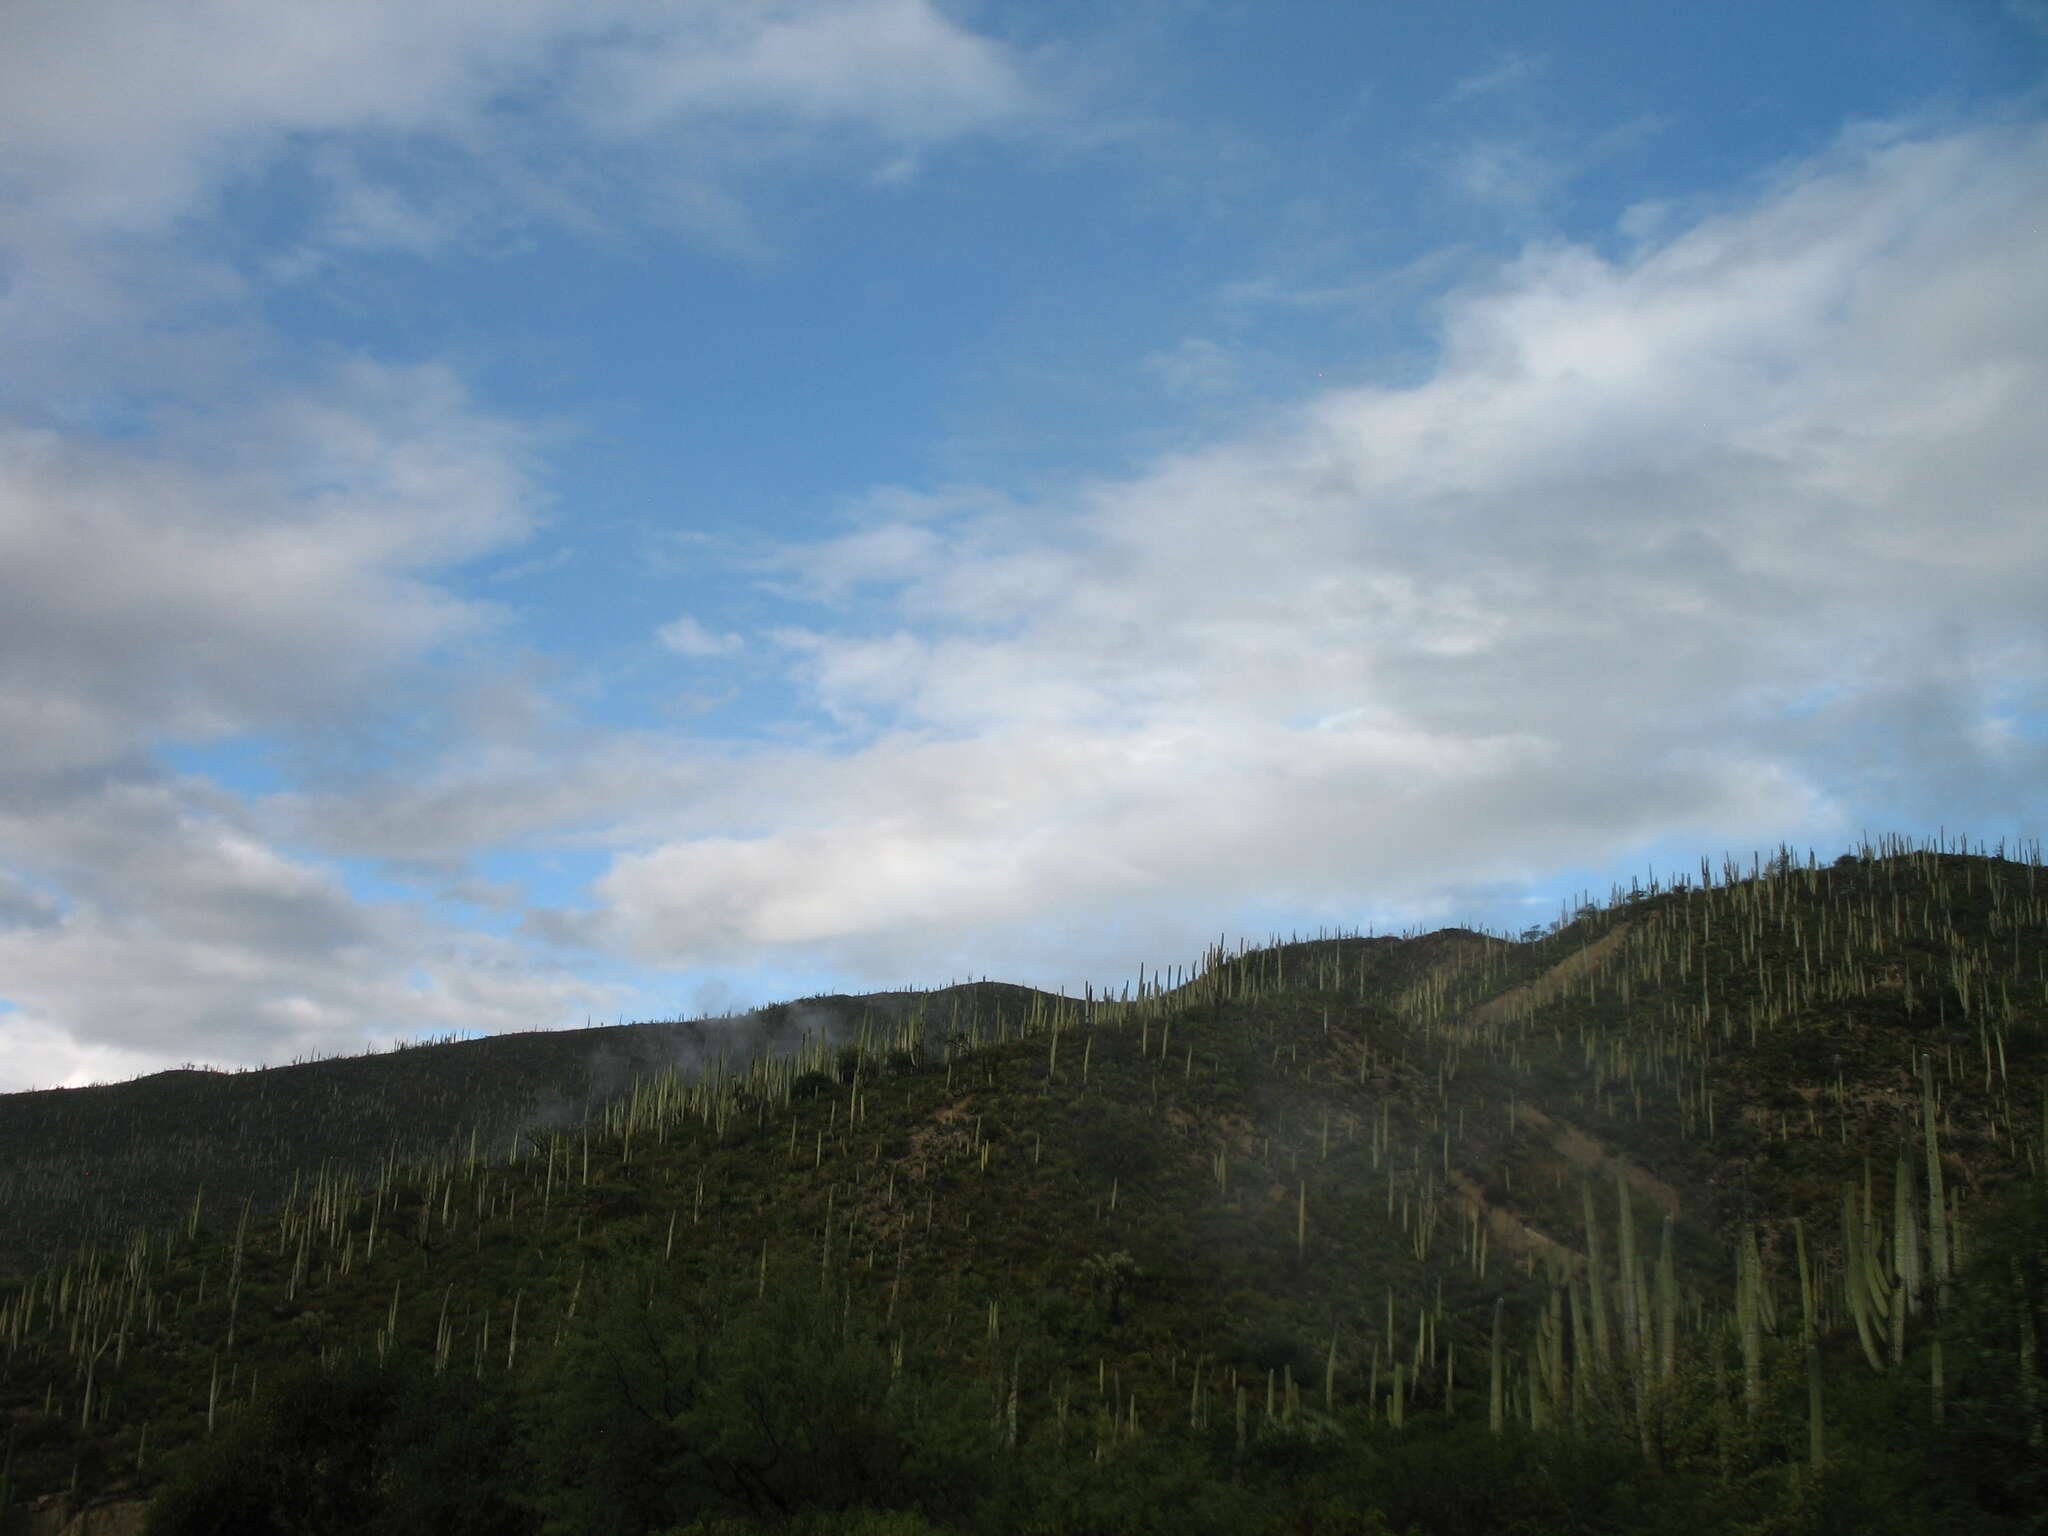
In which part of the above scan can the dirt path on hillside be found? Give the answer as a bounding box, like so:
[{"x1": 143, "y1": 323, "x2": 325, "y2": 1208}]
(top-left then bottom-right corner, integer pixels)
[
  {"x1": 1513, "y1": 1103, "x2": 1684, "y2": 1216},
  {"x1": 1467, "y1": 923, "x2": 1633, "y2": 1030},
  {"x1": 1446, "y1": 1107, "x2": 1683, "y2": 1278},
  {"x1": 1448, "y1": 1169, "x2": 1574, "y2": 1268},
  {"x1": 1448, "y1": 919, "x2": 1685, "y2": 1218}
]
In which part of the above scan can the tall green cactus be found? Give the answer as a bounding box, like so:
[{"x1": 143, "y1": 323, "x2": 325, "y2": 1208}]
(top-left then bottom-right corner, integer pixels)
[
  {"x1": 2014, "y1": 1255, "x2": 2042, "y2": 1453},
  {"x1": 1583, "y1": 1183, "x2": 1612, "y2": 1373},
  {"x1": 1893, "y1": 1147, "x2": 1922, "y2": 1316},
  {"x1": 1657, "y1": 1214, "x2": 1677, "y2": 1384},
  {"x1": 1807, "y1": 1342, "x2": 1825, "y2": 1471},
  {"x1": 1739, "y1": 1224, "x2": 1764, "y2": 1420},
  {"x1": 1617, "y1": 1169, "x2": 1640, "y2": 1359},
  {"x1": 1566, "y1": 1274, "x2": 1589, "y2": 1428},
  {"x1": 1922, "y1": 1053, "x2": 1950, "y2": 1298},
  {"x1": 1793, "y1": 1218, "x2": 1814, "y2": 1347},
  {"x1": 1844, "y1": 1183, "x2": 1886, "y2": 1372},
  {"x1": 1490, "y1": 1295, "x2": 1505, "y2": 1434},
  {"x1": 1921, "y1": 1052, "x2": 1950, "y2": 1426}
]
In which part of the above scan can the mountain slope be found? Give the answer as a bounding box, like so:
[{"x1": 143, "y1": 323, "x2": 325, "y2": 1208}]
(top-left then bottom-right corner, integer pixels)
[
  {"x1": 1, "y1": 837, "x2": 2043, "y2": 1535},
  {"x1": 0, "y1": 982, "x2": 1065, "y2": 1283}
]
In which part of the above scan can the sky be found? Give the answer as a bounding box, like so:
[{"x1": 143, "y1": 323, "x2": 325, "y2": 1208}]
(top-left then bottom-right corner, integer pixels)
[{"x1": 2, "y1": 0, "x2": 2046, "y2": 1093}]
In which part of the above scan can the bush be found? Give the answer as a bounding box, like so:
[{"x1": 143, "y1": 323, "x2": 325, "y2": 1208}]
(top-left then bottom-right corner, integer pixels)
[{"x1": 146, "y1": 1353, "x2": 533, "y2": 1536}]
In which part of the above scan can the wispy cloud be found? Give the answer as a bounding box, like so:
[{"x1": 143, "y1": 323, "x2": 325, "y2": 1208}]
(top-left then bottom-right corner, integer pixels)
[
  {"x1": 1446, "y1": 49, "x2": 1549, "y2": 104},
  {"x1": 1445, "y1": 136, "x2": 1566, "y2": 214},
  {"x1": 566, "y1": 0, "x2": 1050, "y2": 146},
  {"x1": 657, "y1": 615, "x2": 745, "y2": 658},
  {"x1": 1143, "y1": 337, "x2": 1240, "y2": 396}
]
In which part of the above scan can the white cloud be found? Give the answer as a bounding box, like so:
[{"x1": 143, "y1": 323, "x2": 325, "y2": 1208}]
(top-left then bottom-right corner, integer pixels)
[
  {"x1": 0, "y1": 774, "x2": 622, "y2": 1091},
  {"x1": 266, "y1": 733, "x2": 730, "y2": 870},
  {"x1": 572, "y1": 117, "x2": 2048, "y2": 984},
  {"x1": 569, "y1": 0, "x2": 1047, "y2": 146},
  {"x1": 0, "y1": 870, "x2": 64, "y2": 932},
  {"x1": 0, "y1": 0, "x2": 1072, "y2": 1089},
  {"x1": 0, "y1": 0, "x2": 1062, "y2": 414},
  {"x1": 3, "y1": 7, "x2": 2041, "y2": 1087},
  {"x1": 105, "y1": 109, "x2": 2033, "y2": 1004},
  {"x1": 0, "y1": 360, "x2": 534, "y2": 777},
  {"x1": 763, "y1": 521, "x2": 949, "y2": 603},
  {"x1": 0, "y1": 0, "x2": 1042, "y2": 238}
]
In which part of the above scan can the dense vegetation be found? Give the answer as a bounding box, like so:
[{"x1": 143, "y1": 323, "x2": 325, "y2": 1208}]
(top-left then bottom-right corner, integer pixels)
[{"x1": 1, "y1": 836, "x2": 2043, "y2": 1534}]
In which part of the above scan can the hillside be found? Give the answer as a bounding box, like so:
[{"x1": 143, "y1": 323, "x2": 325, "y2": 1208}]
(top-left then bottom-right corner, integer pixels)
[
  {"x1": 1, "y1": 837, "x2": 2044, "y2": 1535},
  {"x1": 0, "y1": 983, "x2": 1063, "y2": 1284}
]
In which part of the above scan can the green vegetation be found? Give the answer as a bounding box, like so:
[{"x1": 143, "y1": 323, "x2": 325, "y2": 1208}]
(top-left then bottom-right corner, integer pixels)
[{"x1": 1, "y1": 835, "x2": 2044, "y2": 1533}]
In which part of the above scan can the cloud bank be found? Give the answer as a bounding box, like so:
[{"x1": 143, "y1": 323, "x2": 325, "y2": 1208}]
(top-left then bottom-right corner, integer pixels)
[{"x1": 581, "y1": 120, "x2": 2048, "y2": 978}]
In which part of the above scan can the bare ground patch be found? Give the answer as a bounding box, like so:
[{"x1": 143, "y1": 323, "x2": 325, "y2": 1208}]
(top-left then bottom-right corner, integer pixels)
[
  {"x1": 1515, "y1": 1103, "x2": 1683, "y2": 1217},
  {"x1": 1449, "y1": 1169, "x2": 1574, "y2": 1266},
  {"x1": 1467, "y1": 923, "x2": 1633, "y2": 1032}
]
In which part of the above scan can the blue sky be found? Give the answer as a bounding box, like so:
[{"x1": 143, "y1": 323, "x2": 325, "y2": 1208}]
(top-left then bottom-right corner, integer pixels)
[{"x1": 2, "y1": 0, "x2": 2045, "y2": 1090}]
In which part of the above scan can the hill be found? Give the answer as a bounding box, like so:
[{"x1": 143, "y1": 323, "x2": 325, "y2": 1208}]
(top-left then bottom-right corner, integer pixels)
[
  {"x1": 0, "y1": 982, "x2": 1062, "y2": 1284},
  {"x1": 1, "y1": 836, "x2": 2043, "y2": 1535}
]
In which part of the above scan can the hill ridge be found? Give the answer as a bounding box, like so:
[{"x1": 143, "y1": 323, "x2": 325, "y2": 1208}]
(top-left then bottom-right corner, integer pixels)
[{"x1": 2, "y1": 835, "x2": 2044, "y2": 1533}]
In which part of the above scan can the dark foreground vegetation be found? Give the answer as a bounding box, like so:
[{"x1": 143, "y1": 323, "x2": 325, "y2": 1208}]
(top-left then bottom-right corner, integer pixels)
[
  {"x1": 127, "y1": 1181, "x2": 2048, "y2": 1536},
  {"x1": 2, "y1": 835, "x2": 2044, "y2": 1533}
]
